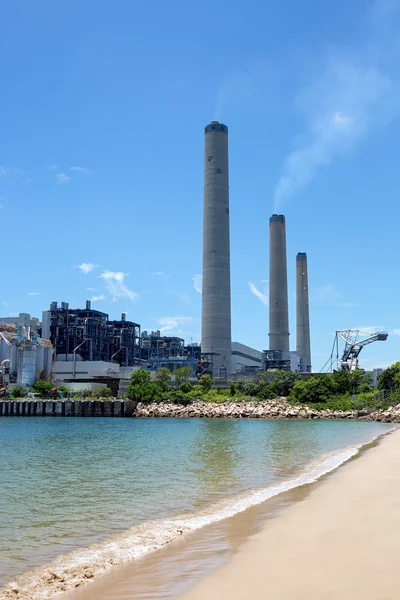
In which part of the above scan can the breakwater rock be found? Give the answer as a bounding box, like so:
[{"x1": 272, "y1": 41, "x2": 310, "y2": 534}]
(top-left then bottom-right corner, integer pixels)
[
  {"x1": 134, "y1": 399, "x2": 360, "y2": 420},
  {"x1": 361, "y1": 405, "x2": 400, "y2": 423}
]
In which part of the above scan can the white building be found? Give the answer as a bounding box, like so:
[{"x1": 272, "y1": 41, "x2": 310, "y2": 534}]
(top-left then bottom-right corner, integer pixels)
[
  {"x1": 0, "y1": 313, "x2": 41, "y2": 333},
  {"x1": 53, "y1": 360, "x2": 138, "y2": 393},
  {"x1": 231, "y1": 342, "x2": 263, "y2": 373}
]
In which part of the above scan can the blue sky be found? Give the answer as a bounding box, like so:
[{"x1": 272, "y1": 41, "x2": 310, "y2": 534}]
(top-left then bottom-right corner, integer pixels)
[{"x1": 1, "y1": 0, "x2": 399, "y2": 370}]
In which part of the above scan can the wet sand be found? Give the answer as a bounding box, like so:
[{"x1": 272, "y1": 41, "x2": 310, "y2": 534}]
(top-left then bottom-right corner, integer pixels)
[
  {"x1": 67, "y1": 482, "x2": 310, "y2": 600},
  {"x1": 66, "y1": 431, "x2": 398, "y2": 600},
  {"x1": 180, "y1": 428, "x2": 400, "y2": 600}
]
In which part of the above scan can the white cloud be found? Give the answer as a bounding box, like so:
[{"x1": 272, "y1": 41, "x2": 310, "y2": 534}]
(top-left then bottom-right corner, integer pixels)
[
  {"x1": 100, "y1": 270, "x2": 125, "y2": 282},
  {"x1": 56, "y1": 172, "x2": 71, "y2": 184},
  {"x1": 0, "y1": 166, "x2": 24, "y2": 178},
  {"x1": 391, "y1": 329, "x2": 400, "y2": 336},
  {"x1": 99, "y1": 271, "x2": 138, "y2": 302},
  {"x1": 192, "y1": 274, "x2": 202, "y2": 294},
  {"x1": 157, "y1": 316, "x2": 193, "y2": 334},
  {"x1": 337, "y1": 302, "x2": 366, "y2": 308},
  {"x1": 152, "y1": 271, "x2": 165, "y2": 276},
  {"x1": 273, "y1": 6, "x2": 400, "y2": 210},
  {"x1": 76, "y1": 262, "x2": 97, "y2": 275},
  {"x1": 86, "y1": 287, "x2": 97, "y2": 291},
  {"x1": 91, "y1": 294, "x2": 106, "y2": 302},
  {"x1": 28, "y1": 292, "x2": 42, "y2": 296},
  {"x1": 248, "y1": 282, "x2": 268, "y2": 305},
  {"x1": 70, "y1": 166, "x2": 91, "y2": 173}
]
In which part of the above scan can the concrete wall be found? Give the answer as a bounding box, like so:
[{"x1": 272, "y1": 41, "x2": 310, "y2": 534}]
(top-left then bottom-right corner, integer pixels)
[
  {"x1": 201, "y1": 121, "x2": 232, "y2": 377},
  {"x1": 0, "y1": 400, "x2": 137, "y2": 417}
]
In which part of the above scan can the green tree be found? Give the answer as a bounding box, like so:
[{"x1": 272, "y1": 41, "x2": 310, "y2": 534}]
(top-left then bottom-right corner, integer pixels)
[
  {"x1": 125, "y1": 369, "x2": 160, "y2": 403},
  {"x1": 155, "y1": 367, "x2": 171, "y2": 390},
  {"x1": 11, "y1": 386, "x2": 22, "y2": 398},
  {"x1": 130, "y1": 369, "x2": 152, "y2": 385},
  {"x1": 378, "y1": 363, "x2": 400, "y2": 392},
  {"x1": 198, "y1": 374, "x2": 213, "y2": 392},
  {"x1": 270, "y1": 371, "x2": 299, "y2": 396},
  {"x1": 332, "y1": 370, "x2": 365, "y2": 394},
  {"x1": 33, "y1": 379, "x2": 53, "y2": 395},
  {"x1": 174, "y1": 366, "x2": 192, "y2": 385},
  {"x1": 289, "y1": 374, "x2": 337, "y2": 404}
]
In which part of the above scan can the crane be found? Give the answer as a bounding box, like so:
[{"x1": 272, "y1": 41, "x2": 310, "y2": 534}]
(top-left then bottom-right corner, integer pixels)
[{"x1": 323, "y1": 329, "x2": 388, "y2": 372}]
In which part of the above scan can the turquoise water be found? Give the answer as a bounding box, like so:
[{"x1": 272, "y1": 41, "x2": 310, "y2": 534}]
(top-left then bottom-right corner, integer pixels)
[{"x1": 0, "y1": 417, "x2": 392, "y2": 592}]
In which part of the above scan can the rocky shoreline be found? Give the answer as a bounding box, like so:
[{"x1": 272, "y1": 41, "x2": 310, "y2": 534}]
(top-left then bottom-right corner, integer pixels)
[{"x1": 134, "y1": 398, "x2": 400, "y2": 423}]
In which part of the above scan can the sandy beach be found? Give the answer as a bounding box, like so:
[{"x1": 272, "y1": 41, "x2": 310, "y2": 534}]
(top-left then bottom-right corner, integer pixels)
[{"x1": 178, "y1": 428, "x2": 400, "y2": 600}]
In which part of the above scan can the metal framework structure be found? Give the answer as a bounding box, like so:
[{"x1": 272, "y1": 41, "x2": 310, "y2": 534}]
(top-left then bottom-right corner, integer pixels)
[
  {"x1": 262, "y1": 350, "x2": 291, "y2": 371},
  {"x1": 141, "y1": 335, "x2": 185, "y2": 362},
  {"x1": 323, "y1": 329, "x2": 389, "y2": 372},
  {"x1": 47, "y1": 302, "x2": 141, "y2": 366}
]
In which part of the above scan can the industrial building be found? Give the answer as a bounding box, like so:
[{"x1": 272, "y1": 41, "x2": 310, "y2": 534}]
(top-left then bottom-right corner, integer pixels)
[
  {"x1": 0, "y1": 312, "x2": 41, "y2": 333},
  {"x1": 42, "y1": 301, "x2": 141, "y2": 366},
  {"x1": 201, "y1": 121, "x2": 232, "y2": 378},
  {"x1": 231, "y1": 342, "x2": 263, "y2": 373},
  {"x1": 141, "y1": 330, "x2": 185, "y2": 361},
  {"x1": 0, "y1": 321, "x2": 53, "y2": 387}
]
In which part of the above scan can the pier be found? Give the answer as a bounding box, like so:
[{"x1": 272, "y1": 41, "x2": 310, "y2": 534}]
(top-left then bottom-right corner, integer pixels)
[{"x1": 0, "y1": 400, "x2": 136, "y2": 417}]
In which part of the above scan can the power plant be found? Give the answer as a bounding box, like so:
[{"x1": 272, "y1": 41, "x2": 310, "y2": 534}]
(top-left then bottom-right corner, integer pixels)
[
  {"x1": 296, "y1": 252, "x2": 311, "y2": 372},
  {"x1": 201, "y1": 121, "x2": 232, "y2": 378},
  {"x1": 0, "y1": 118, "x2": 390, "y2": 393}
]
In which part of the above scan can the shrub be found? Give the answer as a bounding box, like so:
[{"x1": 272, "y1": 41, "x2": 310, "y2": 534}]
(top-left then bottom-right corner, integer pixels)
[
  {"x1": 198, "y1": 374, "x2": 213, "y2": 392},
  {"x1": 179, "y1": 381, "x2": 192, "y2": 393},
  {"x1": 98, "y1": 387, "x2": 112, "y2": 398},
  {"x1": 11, "y1": 387, "x2": 22, "y2": 398},
  {"x1": 33, "y1": 379, "x2": 53, "y2": 395}
]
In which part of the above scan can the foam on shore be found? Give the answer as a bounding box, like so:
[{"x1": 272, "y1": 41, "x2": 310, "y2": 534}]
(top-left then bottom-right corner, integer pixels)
[{"x1": 1, "y1": 428, "x2": 395, "y2": 600}]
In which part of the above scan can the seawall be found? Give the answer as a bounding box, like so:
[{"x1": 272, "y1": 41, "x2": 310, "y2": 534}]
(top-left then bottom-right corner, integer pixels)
[
  {"x1": 0, "y1": 400, "x2": 137, "y2": 417},
  {"x1": 1, "y1": 398, "x2": 400, "y2": 421}
]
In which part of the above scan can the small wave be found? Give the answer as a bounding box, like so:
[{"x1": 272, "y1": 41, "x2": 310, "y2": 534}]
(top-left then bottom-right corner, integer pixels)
[{"x1": 1, "y1": 429, "x2": 394, "y2": 600}]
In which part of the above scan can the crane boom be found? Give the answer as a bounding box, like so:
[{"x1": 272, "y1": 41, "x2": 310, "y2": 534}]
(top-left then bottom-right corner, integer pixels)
[
  {"x1": 322, "y1": 329, "x2": 388, "y2": 372},
  {"x1": 337, "y1": 330, "x2": 388, "y2": 371}
]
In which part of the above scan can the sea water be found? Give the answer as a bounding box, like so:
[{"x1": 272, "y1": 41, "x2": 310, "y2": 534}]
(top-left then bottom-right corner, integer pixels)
[{"x1": 0, "y1": 417, "x2": 393, "y2": 595}]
